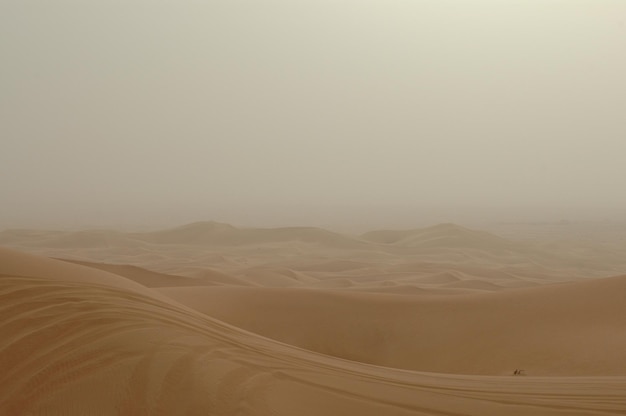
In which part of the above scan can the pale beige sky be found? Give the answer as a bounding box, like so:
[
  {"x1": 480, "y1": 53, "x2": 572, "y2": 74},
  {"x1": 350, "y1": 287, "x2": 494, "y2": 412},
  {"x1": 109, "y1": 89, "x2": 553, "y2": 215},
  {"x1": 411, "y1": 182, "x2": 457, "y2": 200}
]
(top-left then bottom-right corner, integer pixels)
[{"x1": 1, "y1": 1, "x2": 625, "y2": 229}]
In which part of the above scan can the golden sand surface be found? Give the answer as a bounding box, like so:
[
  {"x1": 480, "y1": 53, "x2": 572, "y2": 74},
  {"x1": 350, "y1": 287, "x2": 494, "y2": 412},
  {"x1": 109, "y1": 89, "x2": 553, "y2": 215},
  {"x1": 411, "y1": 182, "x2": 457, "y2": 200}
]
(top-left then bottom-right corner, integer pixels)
[{"x1": 2, "y1": 222, "x2": 626, "y2": 415}]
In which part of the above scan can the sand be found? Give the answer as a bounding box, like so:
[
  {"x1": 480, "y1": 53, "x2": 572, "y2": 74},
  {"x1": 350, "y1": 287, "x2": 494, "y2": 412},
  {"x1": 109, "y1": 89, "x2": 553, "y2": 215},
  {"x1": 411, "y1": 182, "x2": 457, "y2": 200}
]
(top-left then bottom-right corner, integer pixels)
[{"x1": 2, "y1": 222, "x2": 626, "y2": 415}]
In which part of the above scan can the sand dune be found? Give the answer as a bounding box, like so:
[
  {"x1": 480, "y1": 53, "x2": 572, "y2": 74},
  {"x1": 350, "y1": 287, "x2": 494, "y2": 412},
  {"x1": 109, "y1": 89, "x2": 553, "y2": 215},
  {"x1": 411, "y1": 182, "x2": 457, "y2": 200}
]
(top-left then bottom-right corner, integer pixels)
[
  {"x1": 158, "y1": 275, "x2": 626, "y2": 376},
  {"x1": 0, "y1": 247, "x2": 147, "y2": 292},
  {"x1": 135, "y1": 221, "x2": 369, "y2": 248},
  {"x1": 191, "y1": 268, "x2": 259, "y2": 287},
  {"x1": 0, "y1": 229, "x2": 143, "y2": 249},
  {"x1": 3, "y1": 222, "x2": 625, "y2": 290},
  {"x1": 42, "y1": 230, "x2": 143, "y2": 249},
  {"x1": 362, "y1": 223, "x2": 514, "y2": 249},
  {"x1": 3, "y1": 246, "x2": 626, "y2": 415},
  {"x1": 3, "y1": 222, "x2": 626, "y2": 414},
  {"x1": 0, "y1": 228, "x2": 65, "y2": 245},
  {"x1": 59, "y1": 258, "x2": 221, "y2": 288},
  {"x1": 235, "y1": 266, "x2": 317, "y2": 287}
]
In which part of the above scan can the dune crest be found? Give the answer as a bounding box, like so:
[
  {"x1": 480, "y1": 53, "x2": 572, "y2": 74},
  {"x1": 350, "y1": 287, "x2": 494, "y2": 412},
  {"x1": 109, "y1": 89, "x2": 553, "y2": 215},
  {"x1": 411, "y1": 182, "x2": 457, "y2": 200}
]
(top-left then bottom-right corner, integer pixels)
[{"x1": 135, "y1": 221, "x2": 368, "y2": 248}]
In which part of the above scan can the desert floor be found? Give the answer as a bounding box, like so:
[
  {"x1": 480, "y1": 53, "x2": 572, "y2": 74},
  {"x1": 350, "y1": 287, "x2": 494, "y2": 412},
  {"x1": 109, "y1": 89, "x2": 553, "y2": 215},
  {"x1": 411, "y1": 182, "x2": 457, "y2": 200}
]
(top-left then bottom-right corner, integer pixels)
[{"x1": 2, "y1": 221, "x2": 626, "y2": 415}]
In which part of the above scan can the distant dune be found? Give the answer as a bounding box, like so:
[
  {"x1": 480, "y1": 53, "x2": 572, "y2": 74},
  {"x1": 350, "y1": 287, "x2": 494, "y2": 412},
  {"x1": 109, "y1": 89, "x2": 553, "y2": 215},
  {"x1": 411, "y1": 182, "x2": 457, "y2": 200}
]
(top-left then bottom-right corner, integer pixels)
[
  {"x1": 134, "y1": 221, "x2": 369, "y2": 248},
  {"x1": 362, "y1": 223, "x2": 510, "y2": 246}
]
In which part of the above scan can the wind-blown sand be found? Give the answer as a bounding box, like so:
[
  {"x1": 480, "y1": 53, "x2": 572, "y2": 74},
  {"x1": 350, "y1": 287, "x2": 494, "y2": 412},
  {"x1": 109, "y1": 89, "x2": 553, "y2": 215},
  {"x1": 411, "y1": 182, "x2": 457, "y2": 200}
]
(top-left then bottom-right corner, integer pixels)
[{"x1": 2, "y1": 222, "x2": 626, "y2": 415}]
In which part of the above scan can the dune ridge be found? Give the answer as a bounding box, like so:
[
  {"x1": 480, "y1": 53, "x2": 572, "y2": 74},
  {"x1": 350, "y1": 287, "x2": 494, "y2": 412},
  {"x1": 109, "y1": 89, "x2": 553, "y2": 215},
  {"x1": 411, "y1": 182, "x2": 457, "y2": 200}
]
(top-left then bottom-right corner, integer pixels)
[
  {"x1": 135, "y1": 221, "x2": 369, "y2": 249},
  {"x1": 58, "y1": 258, "x2": 223, "y2": 288}
]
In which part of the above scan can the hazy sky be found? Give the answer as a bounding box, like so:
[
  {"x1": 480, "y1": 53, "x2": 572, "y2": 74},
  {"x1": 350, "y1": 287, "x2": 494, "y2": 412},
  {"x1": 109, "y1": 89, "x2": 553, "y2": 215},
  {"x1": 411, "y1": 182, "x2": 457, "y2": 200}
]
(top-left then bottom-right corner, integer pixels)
[{"x1": 2, "y1": 1, "x2": 625, "y2": 230}]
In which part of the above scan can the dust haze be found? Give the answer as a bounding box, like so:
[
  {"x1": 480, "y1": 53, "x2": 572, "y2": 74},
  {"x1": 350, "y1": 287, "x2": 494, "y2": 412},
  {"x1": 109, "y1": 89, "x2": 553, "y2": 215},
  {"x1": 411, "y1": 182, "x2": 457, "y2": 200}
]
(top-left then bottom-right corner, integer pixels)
[
  {"x1": 4, "y1": 3, "x2": 626, "y2": 413},
  {"x1": 2, "y1": 1, "x2": 625, "y2": 230}
]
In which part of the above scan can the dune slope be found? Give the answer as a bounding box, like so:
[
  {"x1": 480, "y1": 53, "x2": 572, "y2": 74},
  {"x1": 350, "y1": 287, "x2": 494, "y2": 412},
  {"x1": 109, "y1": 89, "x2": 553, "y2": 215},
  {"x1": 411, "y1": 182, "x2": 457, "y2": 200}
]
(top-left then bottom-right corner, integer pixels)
[{"x1": 158, "y1": 277, "x2": 626, "y2": 376}]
